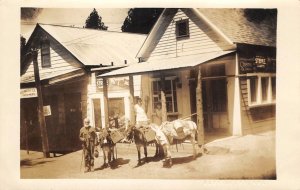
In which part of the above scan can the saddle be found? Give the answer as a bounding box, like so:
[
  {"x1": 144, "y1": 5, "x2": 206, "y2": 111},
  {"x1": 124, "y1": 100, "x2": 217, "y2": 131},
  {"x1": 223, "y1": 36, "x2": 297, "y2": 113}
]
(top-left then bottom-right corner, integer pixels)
[
  {"x1": 138, "y1": 125, "x2": 156, "y2": 142},
  {"x1": 161, "y1": 120, "x2": 186, "y2": 140}
]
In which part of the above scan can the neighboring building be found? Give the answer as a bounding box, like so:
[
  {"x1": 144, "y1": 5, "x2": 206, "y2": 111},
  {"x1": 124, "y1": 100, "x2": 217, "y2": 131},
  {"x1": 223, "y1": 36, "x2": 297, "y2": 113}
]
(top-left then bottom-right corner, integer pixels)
[
  {"x1": 101, "y1": 8, "x2": 276, "y2": 140},
  {"x1": 20, "y1": 24, "x2": 146, "y2": 152}
]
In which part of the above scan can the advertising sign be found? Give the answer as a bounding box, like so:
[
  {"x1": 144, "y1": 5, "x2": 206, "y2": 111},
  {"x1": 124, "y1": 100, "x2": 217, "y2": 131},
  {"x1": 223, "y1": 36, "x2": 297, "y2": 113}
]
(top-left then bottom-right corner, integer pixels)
[
  {"x1": 20, "y1": 88, "x2": 37, "y2": 98},
  {"x1": 43, "y1": 105, "x2": 51, "y2": 116}
]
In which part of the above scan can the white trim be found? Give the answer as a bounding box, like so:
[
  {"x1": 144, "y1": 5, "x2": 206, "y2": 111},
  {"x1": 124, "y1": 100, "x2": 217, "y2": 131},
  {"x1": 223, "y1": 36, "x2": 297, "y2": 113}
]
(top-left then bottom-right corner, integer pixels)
[
  {"x1": 192, "y1": 8, "x2": 234, "y2": 46},
  {"x1": 247, "y1": 75, "x2": 276, "y2": 108},
  {"x1": 257, "y1": 76, "x2": 262, "y2": 104},
  {"x1": 136, "y1": 9, "x2": 168, "y2": 58},
  {"x1": 232, "y1": 53, "x2": 242, "y2": 136}
]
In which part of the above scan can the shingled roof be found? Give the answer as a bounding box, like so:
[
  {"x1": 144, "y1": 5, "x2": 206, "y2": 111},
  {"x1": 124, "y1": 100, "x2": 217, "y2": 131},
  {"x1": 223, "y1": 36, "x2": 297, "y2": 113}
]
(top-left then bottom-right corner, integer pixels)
[
  {"x1": 198, "y1": 8, "x2": 276, "y2": 47},
  {"x1": 34, "y1": 24, "x2": 147, "y2": 66}
]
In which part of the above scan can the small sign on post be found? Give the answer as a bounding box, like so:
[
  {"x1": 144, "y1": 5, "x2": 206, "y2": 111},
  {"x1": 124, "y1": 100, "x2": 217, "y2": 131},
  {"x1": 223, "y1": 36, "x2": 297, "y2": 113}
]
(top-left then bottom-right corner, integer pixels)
[
  {"x1": 43, "y1": 105, "x2": 51, "y2": 116},
  {"x1": 20, "y1": 88, "x2": 38, "y2": 98}
]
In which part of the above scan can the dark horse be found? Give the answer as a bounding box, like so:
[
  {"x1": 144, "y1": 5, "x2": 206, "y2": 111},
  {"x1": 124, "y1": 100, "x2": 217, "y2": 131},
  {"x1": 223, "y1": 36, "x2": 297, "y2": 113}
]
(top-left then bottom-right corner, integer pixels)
[
  {"x1": 96, "y1": 128, "x2": 116, "y2": 168},
  {"x1": 126, "y1": 124, "x2": 163, "y2": 165}
]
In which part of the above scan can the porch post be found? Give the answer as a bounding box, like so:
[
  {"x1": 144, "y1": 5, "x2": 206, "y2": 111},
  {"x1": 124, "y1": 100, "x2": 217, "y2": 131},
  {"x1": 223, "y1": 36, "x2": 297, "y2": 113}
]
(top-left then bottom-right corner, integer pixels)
[
  {"x1": 32, "y1": 49, "x2": 50, "y2": 158},
  {"x1": 102, "y1": 78, "x2": 109, "y2": 128},
  {"x1": 196, "y1": 66, "x2": 205, "y2": 146},
  {"x1": 232, "y1": 53, "x2": 242, "y2": 135},
  {"x1": 129, "y1": 75, "x2": 135, "y2": 125},
  {"x1": 160, "y1": 74, "x2": 167, "y2": 122}
]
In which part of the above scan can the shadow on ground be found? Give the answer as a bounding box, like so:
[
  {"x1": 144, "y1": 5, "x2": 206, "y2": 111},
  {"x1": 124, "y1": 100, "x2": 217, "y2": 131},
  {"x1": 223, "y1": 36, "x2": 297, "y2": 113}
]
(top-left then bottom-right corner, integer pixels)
[
  {"x1": 205, "y1": 146, "x2": 230, "y2": 155},
  {"x1": 95, "y1": 158, "x2": 130, "y2": 170},
  {"x1": 133, "y1": 155, "x2": 164, "y2": 168},
  {"x1": 20, "y1": 159, "x2": 54, "y2": 167}
]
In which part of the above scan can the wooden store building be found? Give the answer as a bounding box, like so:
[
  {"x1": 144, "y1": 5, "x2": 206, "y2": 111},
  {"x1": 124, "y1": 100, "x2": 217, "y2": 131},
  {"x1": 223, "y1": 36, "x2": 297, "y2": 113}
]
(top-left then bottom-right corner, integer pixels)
[
  {"x1": 101, "y1": 8, "x2": 276, "y2": 140},
  {"x1": 20, "y1": 24, "x2": 146, "y2": 153}
]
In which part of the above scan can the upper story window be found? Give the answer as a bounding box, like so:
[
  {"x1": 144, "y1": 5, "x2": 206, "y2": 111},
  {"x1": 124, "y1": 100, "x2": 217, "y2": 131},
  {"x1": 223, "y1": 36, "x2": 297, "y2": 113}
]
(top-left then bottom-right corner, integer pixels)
[
  {"x1": 247, "y1": 74, "x2": 276, "y2": 107},
  {"x1": 176, "y1": 19, "x2": 189, "y2": 38},
  {"x1": 41, "y1": 40, "x2": 51, "y2": 68}
]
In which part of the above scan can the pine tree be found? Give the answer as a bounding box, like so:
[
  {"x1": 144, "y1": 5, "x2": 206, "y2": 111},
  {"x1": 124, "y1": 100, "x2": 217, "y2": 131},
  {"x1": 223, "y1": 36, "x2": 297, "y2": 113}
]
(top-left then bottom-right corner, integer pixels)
[
  {"x1": 121, "y1": 8, "x2": 163, "y2": 34},
  {"x1": 85, "y1": 8, "x2": 108, "y2": 30},
  {"x1": 20, "y1": 35, "x2": 26, "y2": 73}
]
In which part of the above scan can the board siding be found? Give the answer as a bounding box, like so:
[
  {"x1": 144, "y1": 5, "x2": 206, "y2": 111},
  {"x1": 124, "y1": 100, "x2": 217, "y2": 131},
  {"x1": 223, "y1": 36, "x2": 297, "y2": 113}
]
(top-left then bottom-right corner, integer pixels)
[
  {"x1": 22, "y1": 34, "x2": 82, "y2": 81},
  {"x1": 239, "y1": 77, "x2": 276, "y2": 134},
  {"x1": 148, "y1": 9, "x2": 224, "y2": 61}
]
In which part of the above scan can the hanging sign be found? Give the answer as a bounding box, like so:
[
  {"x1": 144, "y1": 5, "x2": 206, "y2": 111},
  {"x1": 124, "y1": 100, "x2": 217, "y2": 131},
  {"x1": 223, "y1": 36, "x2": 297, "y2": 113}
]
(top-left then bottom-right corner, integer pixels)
[
  {"x1": 43, "y1": 105, "x2": 51, "y2": 116},
  {"x1": 96, "y1": 77, "x2": 129, "y2": 92},
  {"x1": 20, "y1": 88, "x2": 37, "y2": 98}
]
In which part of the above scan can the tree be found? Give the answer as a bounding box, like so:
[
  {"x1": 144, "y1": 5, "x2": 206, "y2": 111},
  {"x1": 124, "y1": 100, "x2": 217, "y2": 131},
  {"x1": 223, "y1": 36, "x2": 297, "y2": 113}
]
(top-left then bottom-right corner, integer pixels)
[
  {"x1": 85, "y1": 8, "x2": 108, "y2": 30},
  {"x1": 244, "y1": 9, "x2": 277, "y2": 25},
  {"x1": 20, "y1": 35, "x2": 26, "y2": 72},
  {"x1": 121, "y1": 8, "x2": 164, "y2": 34}
]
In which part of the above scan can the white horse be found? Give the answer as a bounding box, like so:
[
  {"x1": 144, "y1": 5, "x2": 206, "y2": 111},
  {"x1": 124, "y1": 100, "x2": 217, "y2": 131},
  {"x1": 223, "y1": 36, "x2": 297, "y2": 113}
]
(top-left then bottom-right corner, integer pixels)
[{"x1": 151, "y1": 119, "x2": 204, "y2": 167}]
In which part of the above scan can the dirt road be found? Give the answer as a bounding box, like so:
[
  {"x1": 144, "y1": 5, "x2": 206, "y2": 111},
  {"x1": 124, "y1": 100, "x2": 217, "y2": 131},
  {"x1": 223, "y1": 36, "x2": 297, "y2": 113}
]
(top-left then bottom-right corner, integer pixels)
[{"x1": 20, "y1": 131, "x2": 275, "y2": 179}]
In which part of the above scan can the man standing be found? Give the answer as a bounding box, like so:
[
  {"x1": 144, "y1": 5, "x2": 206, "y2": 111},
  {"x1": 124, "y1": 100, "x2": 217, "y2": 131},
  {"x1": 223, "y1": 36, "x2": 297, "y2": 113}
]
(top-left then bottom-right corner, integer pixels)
[{"x1": 79, "y1": 118, "x2": 98, "y2": 173}]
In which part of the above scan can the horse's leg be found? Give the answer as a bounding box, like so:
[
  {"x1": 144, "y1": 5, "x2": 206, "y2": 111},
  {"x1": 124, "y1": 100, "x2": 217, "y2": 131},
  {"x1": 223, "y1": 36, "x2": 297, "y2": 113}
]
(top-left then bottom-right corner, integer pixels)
[
  {"x1": 108, "y1": 146, "x2": 112, "y2": 166},
  {"x1": 162, "y1": 144, "x2": 172, "y2": 167},
  {"x1": 158, "y1": 144, "x2": 164, "y2": 158},
  {"x1": 111, "y1": 146, "x2": 115, "y2": 161},
  {"x1": 154, "y1": 143, "x2": 158, "y2": 157},
  {"x1": 190, "y1": 134, "x2": 197, "y2": 159},
  {"x1": 102, "y1": 147, "x2": 107, "y2": 167},
  {"x1": 136, "y1": 144, "x2": 141, "y2": 165},
  {"x1": 144, "y1": 143, "x2": 148, "y2": 162}
]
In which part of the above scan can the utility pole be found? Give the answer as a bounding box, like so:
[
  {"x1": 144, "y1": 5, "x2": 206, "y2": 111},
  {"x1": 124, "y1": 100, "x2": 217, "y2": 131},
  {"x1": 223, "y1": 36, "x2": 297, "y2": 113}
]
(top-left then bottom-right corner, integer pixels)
[
  {"x1": 102, "y1": 78, "x2": 109, "y2": 128},
  {"x1": 129, "y1": 75, "x2": 135, "y2": 125},
  {"x1": 32, "y1": 49, "x2": 50, "y2": 158},
  {"x1": 160, "y1": 73, "x2": 167, "y2": 122}
]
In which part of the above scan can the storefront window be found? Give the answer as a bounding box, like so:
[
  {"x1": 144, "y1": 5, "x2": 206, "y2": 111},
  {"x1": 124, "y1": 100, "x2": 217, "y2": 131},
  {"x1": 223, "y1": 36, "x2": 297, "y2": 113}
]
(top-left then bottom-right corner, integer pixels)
[
  {"x1": 250, "y1": 77, "x2": 258, "y2": 103},
  {"x1": 271, "y1": 77, "x2": 276, "y2": 101},
  {"x1": 152, "y1": 77, "x2": 178, "y2": 113},
  {"x1": 261, "y1": 77, "x2": 269, "y2": 102},
  {"x1": 248, "y1": 75, "x2": 276, "y2": 106}
]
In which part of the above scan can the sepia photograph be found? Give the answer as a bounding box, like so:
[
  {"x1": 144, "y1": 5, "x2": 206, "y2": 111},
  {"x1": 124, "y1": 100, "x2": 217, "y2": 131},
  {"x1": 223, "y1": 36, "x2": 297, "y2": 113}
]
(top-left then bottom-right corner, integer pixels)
[{"x1": 19, "y1": 7, "x2": 277, "y2": 179}]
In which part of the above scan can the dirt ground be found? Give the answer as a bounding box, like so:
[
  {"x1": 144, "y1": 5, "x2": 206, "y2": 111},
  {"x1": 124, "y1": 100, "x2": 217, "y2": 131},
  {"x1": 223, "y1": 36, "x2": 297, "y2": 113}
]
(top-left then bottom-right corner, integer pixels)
[{"x1": 20, "y1": 130, "x2": 275, "y2": 179}]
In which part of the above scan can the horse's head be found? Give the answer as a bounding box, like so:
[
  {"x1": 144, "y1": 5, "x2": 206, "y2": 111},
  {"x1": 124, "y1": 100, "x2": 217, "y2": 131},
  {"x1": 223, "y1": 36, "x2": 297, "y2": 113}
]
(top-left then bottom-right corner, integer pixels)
[{"x1": 124, "y1": 124, "x2": 135, "y2": 142}]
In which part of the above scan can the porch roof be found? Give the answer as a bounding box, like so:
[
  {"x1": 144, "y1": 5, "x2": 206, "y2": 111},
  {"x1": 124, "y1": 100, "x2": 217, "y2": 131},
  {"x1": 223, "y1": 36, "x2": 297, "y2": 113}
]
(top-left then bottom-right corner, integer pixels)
[
  {"x1": 20, "y1": 68, "x2": 84, "y2": 84},
  {"x1": 100, "y1": 51, "x2": 234, "y2": 77}
]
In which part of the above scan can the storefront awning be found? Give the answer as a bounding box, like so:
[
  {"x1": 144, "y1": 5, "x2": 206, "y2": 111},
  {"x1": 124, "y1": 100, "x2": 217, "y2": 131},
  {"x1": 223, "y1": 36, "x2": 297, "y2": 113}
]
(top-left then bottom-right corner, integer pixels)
[{"x1": 100, "y1": 51, "x2": 234, "y2": 78}]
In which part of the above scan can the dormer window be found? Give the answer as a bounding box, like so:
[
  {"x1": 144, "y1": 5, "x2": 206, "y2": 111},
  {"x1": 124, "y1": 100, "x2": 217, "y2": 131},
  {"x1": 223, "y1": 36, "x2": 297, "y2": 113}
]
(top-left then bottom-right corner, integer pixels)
[
  {"x1": 176, "y1": 19, "x2": 189, "y2": 38},
  {"x1": 41, "y1": 40, "x2": 51, "y2": 68}
]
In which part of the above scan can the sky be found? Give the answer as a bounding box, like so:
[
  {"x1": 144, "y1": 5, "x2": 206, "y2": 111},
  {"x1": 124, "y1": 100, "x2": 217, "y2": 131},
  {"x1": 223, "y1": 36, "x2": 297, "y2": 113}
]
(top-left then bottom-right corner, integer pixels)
[{"x1": 21, "y1": 8, "x2": 130, "y2": 39}]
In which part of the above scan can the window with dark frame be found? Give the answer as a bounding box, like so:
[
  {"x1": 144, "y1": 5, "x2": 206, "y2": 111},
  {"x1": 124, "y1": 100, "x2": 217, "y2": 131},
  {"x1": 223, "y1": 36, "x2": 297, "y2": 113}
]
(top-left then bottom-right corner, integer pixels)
[
  {"x1": 271, "y1": 77, "x2": 276, "y2": 100},
  {"x1": 261, "y1": 77, "x2": 269, "y2": 102},
  {"x1": 176, "y1": 19, "x2": 189, "y2": 38},
  {"x1": 248, "y1": 76, "x2": 276, "y2": 106},
  {"x1": 152, "y1": 78, "x2": 178, "y2": 113},
  {"x1": 250, "y1": 77, "x2": 258, "y2": 103},
  {"x1": 41, "y1": 40, "x2": 51, "y2": 68}
]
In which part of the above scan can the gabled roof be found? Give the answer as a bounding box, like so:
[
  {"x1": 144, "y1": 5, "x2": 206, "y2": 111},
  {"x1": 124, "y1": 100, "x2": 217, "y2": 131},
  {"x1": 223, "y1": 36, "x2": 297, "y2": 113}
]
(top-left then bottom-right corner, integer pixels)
[
  {"x1": 31, "y1": 24, "x2": 147, "y2": 66},
  {"x1": 198, "y1": 8, "x2": 276, "y2": 47},
  {"x1": 137, "y1": 8, "x2": 276, "y2": 58}
]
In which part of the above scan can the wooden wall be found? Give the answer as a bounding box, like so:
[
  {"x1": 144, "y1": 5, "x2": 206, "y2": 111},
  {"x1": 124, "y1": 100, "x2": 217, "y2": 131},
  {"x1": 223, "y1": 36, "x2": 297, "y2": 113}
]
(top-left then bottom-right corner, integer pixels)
[
  {"x1": 239, "y1": 77, "x2": 275, "y2": 135},
  {"x1": 147, "y1": 9, "x2": 227, "y2": 61},
  {"x1": 22, "y1": 31, "x2": 82, "y2": 80}
]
